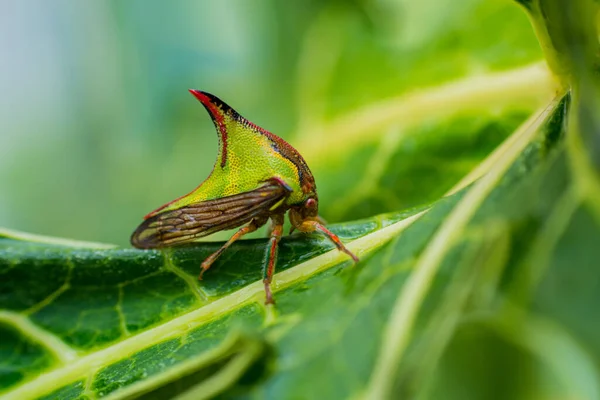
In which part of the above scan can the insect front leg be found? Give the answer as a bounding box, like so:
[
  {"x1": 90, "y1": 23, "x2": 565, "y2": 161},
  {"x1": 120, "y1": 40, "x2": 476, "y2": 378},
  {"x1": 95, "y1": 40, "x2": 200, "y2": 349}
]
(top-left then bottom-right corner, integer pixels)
[
  {"x1": 294, "y1": 219, "x2": 359, "y2": 263},
  {"x1": 263, "y1": 213, "x2": 284, "y2": 304},
  {"x1": 199, "y1": 216, "x2": 268, "y2": 280}
]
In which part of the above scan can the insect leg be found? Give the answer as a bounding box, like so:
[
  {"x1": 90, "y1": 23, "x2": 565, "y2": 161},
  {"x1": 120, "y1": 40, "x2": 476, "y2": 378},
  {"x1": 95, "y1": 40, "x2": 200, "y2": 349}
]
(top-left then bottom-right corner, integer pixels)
[
  {"x1": 263, "y1": 214, "x2": 284, "y2": 304},
  {"x1": 295, "y1": 220, "x2": 359, "y2": 263},
  {"x1": 199, "y1": 216, "x2": 267, "y2": 280},
  {"x1": 265, "y1": 219, "x2": 275, "y2": 237}
]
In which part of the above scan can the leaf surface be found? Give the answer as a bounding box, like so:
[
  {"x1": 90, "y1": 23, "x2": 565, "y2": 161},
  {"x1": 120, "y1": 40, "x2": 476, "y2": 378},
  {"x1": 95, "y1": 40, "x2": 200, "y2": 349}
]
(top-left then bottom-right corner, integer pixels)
[
  {"x1": 6, "y1": 0, "x2": 600, "y2": 399},
  {"x1": 1, "y1": 95, "x2": 578, "y2": 399}
]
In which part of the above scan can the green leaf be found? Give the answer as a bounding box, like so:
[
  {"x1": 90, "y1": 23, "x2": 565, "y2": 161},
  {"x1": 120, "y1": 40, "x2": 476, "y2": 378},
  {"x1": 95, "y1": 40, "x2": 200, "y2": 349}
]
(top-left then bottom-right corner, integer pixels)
[
  {"x1": 0, "y1": 209, "x2": 409, "y2": 398},
  {"x1": 6, "y1": 0, "x2": 600, "y2": 399},
  {"x1": 1, "y1": 93, "x2": 575, "y2": 399},
  {"x1": 291, "y1": 0, "x2": 557, "y2": 222}
]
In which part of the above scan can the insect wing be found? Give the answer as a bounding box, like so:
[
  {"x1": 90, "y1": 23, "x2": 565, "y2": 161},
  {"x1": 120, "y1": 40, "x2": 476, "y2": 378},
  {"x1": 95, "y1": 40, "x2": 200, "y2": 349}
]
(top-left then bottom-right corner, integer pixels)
[{"x1": 131, "y1": 182, "x2": 289, "y2": 248}]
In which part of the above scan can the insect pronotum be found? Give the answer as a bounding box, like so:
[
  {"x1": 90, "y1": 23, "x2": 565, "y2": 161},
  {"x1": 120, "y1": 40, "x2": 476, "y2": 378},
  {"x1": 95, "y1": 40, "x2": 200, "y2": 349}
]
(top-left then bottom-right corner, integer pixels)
[{"x1": 131, "y1": 90, "x2": 358, "y2": 304}]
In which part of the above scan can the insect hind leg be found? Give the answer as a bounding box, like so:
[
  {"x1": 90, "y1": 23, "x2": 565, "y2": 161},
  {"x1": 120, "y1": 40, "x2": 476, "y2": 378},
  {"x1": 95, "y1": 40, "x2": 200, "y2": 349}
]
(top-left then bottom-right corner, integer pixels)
[
  {"x1": 263, "y1": 214, "x2": 284, "y2": 304},
  {"x1": 199, "y1": 216, "x2": 268, "y2": 280}
]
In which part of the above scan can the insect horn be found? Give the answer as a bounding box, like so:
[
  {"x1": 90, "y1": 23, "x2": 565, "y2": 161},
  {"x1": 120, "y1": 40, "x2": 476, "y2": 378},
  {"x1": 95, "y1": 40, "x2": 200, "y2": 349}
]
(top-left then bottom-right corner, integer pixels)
[
  {"x1": 189, "y1": 90, "x2": 238, "y2": 117},
  {"x1": 189, "y1": 89, "x2": 244, "y2": 168}
]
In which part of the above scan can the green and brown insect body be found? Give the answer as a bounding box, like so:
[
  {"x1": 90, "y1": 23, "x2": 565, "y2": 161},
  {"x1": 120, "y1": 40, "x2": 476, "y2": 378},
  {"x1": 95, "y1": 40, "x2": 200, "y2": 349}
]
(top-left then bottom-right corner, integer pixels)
[{"x1": 131, "y1": 90, "x2": 358, "y2": 304}]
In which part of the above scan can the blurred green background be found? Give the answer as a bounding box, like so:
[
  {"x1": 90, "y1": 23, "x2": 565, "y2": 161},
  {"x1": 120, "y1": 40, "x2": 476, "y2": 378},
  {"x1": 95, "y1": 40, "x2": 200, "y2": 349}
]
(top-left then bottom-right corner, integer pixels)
[{"x1": 0, "y1": 0, "x2": 543, "y2": 246}]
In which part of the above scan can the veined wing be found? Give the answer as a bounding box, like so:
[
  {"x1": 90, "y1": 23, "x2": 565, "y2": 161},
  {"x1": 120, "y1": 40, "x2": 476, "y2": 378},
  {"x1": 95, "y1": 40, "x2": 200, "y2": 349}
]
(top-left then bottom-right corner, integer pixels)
[{"x1": 131, "y1": 181, "x2": 290, "y2": 249}]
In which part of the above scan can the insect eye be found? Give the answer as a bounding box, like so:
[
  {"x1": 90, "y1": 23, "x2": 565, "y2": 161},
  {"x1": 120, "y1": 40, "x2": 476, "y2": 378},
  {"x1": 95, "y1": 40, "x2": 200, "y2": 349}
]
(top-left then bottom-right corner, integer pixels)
[{"x1": 305, "y1": 198, "x2": 317, "y2": 209}]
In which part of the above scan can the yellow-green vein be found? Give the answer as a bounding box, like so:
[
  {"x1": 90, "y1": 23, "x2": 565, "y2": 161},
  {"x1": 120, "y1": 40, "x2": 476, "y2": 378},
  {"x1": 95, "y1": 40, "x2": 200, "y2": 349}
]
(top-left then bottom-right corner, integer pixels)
[
  {"x1": 297, "y1": 62, "x2": 556, "y2": 162},
  {"x1": 0, "y1": 311, "x2": 78, "y2": 364}
]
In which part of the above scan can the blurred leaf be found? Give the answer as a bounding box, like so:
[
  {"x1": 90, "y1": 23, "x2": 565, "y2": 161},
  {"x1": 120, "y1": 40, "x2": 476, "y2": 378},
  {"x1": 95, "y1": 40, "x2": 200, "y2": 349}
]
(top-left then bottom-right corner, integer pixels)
[
  {"x1": 1, "y1": 0, "x2": 551, "y2": 245},
  {"x1": 300, "y1": 64, "x2": 556, "y2": 221},
  {"x1": 290, "y1": 0, "x2": 557, "y2": 222}
]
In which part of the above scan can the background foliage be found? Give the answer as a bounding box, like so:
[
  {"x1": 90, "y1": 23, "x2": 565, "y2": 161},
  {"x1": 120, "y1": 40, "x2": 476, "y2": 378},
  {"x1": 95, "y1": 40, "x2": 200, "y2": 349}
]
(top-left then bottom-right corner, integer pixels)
[
  {"x1": 2, "y1": 0, "x2": 599, "y2": 399},
  {"x1": 1, "y1": 0, "x2": 543, "y2": 244}
]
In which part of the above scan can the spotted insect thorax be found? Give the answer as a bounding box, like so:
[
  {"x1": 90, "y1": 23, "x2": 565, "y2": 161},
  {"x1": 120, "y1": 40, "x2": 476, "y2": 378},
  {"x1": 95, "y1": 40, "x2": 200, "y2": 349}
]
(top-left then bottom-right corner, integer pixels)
[{"x1": 131, "y1": 90, "x2": 357, "y2": 304}]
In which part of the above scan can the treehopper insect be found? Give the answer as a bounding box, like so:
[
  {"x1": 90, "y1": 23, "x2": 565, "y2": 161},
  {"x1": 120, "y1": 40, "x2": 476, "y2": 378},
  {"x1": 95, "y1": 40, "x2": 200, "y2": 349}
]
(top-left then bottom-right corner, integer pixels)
[{"x1": 131, "y1": 90, "x2": 358, "y2": 304}]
